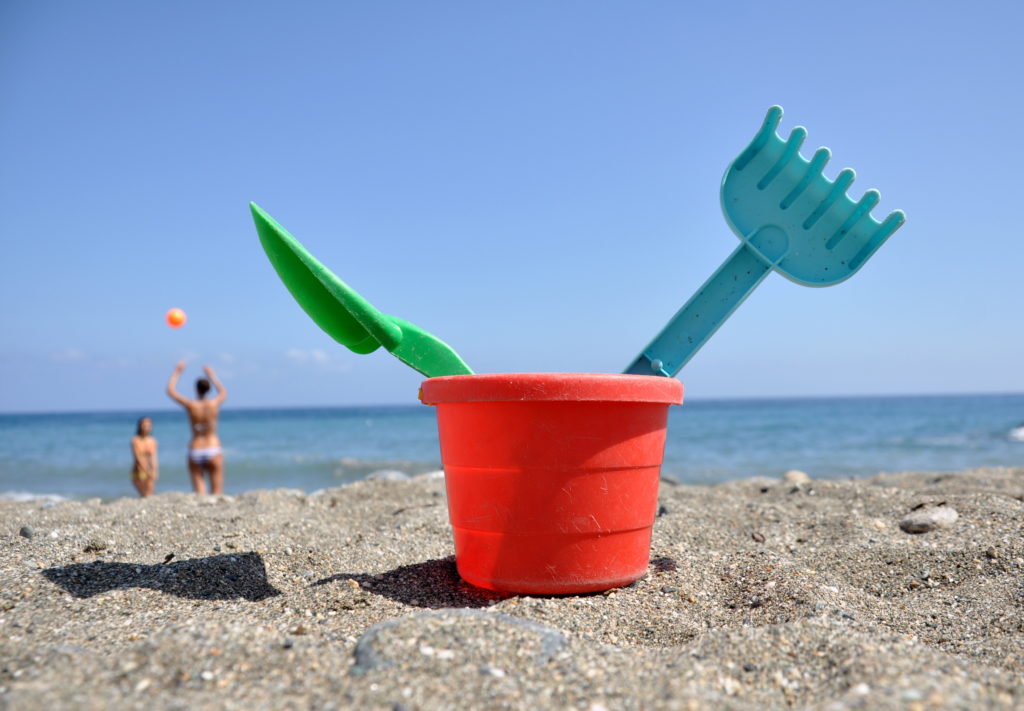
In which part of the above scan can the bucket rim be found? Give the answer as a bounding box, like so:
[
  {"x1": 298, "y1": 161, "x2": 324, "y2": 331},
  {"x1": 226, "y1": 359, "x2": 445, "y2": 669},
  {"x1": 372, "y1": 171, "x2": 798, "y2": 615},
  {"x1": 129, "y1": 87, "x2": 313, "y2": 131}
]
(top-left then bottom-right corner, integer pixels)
[{"x1": 419, "y1": 373, "x2": 683, "y2": 405}]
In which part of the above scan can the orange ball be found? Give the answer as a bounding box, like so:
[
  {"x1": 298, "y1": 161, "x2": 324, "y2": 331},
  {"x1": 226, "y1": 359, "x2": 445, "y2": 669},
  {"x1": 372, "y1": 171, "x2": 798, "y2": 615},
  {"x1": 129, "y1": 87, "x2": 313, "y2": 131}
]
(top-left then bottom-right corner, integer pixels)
[{"x1": 166, "y1": 308, "x2": 187, "y2": 328}]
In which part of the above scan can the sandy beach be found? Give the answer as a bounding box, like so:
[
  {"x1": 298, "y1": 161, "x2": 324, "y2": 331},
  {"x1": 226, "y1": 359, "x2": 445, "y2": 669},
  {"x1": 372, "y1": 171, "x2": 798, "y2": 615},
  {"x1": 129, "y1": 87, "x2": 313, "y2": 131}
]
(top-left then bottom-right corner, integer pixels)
[{"x1": 2, "y1": 466, "x2": 1023, "y2": 710}]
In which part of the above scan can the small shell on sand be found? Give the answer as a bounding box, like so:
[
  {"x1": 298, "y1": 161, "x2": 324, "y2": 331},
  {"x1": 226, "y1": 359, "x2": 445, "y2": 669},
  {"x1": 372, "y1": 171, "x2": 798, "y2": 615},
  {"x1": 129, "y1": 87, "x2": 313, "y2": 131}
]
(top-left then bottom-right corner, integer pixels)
[
  {"x1": 899, "y1": 504, "x2": 959, "y2": 533},
  {"x1": 783, "y1": 470, "x2": 811, "y2": 485}
]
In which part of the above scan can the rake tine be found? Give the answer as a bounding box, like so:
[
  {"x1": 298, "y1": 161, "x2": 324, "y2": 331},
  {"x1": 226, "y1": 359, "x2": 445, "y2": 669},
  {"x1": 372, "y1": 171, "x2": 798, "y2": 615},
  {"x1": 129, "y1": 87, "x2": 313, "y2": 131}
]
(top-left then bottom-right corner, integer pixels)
[
  {"x1": 734, "y1": 106, "x2": 783, "y2": 171},
  {"x1": 826, "y1": 189, "x2": 880, "y2": 250},
  {"x1": 849, "y1": 210, "x2": 906, "y2": 270},
  {"x1": 781, "y1": 147, "x2": 830, "y2": 209},
  {"x1": 803, "y1": 168, "x2": 855, "y2": 230},
  {"x1": 758, "y1": 127, "x2": 807, "y2": 190}
]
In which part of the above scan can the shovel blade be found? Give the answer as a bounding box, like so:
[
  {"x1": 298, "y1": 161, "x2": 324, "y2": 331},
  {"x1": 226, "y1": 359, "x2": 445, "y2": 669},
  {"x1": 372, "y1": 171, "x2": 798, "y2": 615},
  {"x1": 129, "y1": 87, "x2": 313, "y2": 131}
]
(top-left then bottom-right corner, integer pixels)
[
  {"x1": 251, "y1": 203, "x2": 473, "y2": 378},
  {"x1": 251, "y1": 202, "x2": 400, "y2": 354}
]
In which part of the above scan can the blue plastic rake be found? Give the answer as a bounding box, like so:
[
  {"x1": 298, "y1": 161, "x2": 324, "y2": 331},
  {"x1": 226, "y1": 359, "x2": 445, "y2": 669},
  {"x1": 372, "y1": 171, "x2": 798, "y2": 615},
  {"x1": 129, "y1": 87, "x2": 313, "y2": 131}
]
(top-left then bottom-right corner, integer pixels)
[{"x1": 625, "y1": 105, "x2": 906, "y2": 377}]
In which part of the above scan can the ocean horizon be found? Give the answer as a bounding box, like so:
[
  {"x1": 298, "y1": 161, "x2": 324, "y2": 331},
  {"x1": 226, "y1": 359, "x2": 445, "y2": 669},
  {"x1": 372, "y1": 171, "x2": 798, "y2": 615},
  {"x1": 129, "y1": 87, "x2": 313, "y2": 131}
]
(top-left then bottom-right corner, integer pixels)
[{"x1": 2, "y1": 391, "x2": 1022, "y2": 501}]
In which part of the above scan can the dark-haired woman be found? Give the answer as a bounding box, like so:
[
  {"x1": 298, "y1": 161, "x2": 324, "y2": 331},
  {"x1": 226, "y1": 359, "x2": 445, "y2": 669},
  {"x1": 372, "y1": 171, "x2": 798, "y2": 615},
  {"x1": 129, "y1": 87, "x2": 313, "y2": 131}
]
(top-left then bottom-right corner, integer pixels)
[
  {"x1": 167, "y1": 361, "x2": 228, "y2": 494},
  {"x1": 131, "y1": 416, "x2": 158, "y2": 497}
]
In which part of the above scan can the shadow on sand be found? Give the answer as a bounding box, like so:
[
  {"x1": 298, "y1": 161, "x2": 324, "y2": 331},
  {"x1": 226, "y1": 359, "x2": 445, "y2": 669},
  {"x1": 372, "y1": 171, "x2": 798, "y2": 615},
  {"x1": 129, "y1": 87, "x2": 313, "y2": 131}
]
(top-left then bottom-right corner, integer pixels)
[
  {"x1": 42, "y1": 552, "x2": 281, "y2": 601},
  {"x1": 313, "y1": 555, "x2": 678, "y2": 607},
  {"x1": 314, "y1": 556, "x2": 510, "y2": 609}
]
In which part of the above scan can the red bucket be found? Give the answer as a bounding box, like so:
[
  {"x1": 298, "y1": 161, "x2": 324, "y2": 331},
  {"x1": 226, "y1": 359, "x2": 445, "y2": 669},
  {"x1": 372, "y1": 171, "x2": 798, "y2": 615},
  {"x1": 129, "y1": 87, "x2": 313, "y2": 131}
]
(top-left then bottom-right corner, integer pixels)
[{"x1": 419, "y1": 373, "x2": 683, "y2": 595}]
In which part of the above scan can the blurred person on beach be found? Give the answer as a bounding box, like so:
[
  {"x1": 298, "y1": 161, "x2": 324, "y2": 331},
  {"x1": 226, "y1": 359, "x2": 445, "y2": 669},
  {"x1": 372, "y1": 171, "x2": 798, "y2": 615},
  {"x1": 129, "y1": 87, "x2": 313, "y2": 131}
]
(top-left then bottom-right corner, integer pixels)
[
  {"x1": 130, "y1": 416, "x2": 158, "y2": 497},
  {"x1": 167, "y1": 362, "x2": 228, "y2": 495}
]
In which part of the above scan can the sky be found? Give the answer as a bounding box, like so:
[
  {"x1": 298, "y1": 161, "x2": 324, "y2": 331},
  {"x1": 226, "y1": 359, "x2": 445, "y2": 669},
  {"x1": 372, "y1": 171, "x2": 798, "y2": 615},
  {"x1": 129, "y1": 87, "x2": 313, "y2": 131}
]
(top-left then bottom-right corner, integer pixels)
[{"x1": 2, "y1": 0, "x2": 1023, "y2": 412}]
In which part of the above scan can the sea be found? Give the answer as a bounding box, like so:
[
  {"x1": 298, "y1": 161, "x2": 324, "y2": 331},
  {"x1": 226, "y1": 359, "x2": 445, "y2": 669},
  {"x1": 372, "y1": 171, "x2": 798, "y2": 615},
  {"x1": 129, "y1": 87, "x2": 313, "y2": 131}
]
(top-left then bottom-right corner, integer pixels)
[{"x1": 2, "y1": 393, "x2": 1023, "y2": 501}]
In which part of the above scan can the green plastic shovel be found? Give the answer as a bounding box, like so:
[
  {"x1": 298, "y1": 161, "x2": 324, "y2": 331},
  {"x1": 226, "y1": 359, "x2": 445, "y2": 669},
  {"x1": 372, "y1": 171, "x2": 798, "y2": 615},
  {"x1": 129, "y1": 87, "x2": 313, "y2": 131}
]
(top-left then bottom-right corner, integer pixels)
[{"x1": 251, "y1": 202, "x2": 473, "y2": 378}]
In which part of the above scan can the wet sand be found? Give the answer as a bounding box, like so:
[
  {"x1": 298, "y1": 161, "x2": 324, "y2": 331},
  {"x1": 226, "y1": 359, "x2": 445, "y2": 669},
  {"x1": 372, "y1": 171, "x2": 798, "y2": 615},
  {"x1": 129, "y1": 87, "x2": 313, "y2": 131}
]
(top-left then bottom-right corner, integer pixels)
[{"x1": 2, "y1": 466, "x2": 1023, "y2": 709}]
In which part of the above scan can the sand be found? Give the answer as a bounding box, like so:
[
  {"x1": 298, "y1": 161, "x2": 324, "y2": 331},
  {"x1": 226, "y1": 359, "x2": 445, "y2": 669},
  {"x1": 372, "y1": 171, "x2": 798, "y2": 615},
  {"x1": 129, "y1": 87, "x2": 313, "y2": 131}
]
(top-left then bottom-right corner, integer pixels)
[{"x1": 2, "y1": 466, "x2": 1023, "y2": 710}]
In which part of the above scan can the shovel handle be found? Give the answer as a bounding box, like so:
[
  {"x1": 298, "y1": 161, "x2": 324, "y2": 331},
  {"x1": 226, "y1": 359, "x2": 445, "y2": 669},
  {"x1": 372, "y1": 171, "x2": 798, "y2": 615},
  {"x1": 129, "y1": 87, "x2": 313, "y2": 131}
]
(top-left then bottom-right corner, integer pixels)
[{"x1": 624, "y1": 242, "x2": 773, "y2": 377}]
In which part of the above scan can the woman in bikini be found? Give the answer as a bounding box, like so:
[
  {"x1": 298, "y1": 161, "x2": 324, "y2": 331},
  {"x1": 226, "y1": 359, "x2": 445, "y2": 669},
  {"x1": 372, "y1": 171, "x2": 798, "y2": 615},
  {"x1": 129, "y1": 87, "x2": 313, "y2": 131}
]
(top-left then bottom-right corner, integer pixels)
[
  {"x1": 130, "y1": 416, "x2": 158, "y2": 497},
  {"x1": 167, "y1": 361, "x2": 228, "y2": 494}
]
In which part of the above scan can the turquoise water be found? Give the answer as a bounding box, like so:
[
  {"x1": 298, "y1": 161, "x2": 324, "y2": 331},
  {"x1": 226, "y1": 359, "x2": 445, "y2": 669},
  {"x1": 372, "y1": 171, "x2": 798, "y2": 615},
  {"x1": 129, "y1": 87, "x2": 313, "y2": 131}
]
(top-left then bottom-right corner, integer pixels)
[{"x1": 1, "y1": 394, "x2": 1022, "y2": 500}]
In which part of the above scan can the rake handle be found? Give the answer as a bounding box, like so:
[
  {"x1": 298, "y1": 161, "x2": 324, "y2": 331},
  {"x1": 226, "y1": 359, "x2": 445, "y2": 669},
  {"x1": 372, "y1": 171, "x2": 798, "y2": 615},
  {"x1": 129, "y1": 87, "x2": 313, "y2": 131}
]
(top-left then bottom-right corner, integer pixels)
[{"x1": 624, "y1": 242, "x2": 773, "y2": 377}]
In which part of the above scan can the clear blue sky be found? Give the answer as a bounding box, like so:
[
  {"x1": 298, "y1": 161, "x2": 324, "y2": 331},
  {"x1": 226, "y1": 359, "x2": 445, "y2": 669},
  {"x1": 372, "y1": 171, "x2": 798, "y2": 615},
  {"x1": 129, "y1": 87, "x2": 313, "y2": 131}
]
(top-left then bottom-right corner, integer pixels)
[{"x1": 2, "y1": 1, "x2": 1022, "y2": 412}]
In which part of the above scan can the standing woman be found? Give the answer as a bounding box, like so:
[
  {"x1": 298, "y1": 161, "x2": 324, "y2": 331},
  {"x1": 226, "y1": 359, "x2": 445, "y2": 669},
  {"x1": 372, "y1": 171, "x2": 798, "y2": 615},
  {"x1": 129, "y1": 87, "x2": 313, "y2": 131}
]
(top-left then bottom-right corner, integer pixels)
[
  {"x1": 167, "y1": 362, "x2": 228, "y2": 494},
  {"x1": 131, "y1": 416, "x2": 158, "y2": 497}
]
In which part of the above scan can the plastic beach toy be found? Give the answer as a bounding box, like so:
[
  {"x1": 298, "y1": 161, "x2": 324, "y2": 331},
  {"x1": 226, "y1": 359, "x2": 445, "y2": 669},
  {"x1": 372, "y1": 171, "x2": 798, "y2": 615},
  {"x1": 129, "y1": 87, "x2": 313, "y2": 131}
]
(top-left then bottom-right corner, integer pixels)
[
  {"x1": 420, "y1": 373, "x2": 683, "y2": 594},
  {"x1": 166, "y1": 308, "x2": 186, "y2": 328},
  {"x1": 625, "y1": 106, "x2": 906, "y2": 377},
  {"x1": 251, "y1": 203, "x2": 473, "y2": 378}
]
